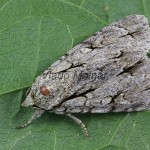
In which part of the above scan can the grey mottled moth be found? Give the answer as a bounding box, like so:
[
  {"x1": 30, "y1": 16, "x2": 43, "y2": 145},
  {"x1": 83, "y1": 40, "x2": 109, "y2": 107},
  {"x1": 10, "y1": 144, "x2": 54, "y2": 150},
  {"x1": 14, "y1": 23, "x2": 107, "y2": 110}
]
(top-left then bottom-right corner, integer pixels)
[{"x1": 17, "y1": 15, "x2": 150, "y2": 136}]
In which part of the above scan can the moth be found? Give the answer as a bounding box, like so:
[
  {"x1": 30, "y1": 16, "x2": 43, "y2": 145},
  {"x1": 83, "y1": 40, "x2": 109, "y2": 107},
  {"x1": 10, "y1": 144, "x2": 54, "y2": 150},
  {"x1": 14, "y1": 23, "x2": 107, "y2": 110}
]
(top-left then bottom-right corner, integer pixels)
[{"x1": 17, "y1": 15, "x2": 150, "y2": 136}]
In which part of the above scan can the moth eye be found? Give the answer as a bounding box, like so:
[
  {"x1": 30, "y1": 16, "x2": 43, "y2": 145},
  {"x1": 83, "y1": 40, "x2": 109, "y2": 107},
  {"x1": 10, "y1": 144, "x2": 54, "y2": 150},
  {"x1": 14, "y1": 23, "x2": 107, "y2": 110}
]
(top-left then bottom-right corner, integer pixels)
[
  {"x1": 30, "y1": 92, "x2": 35, "y2": 99},
  {"x1": 40, "y1": 85, "x2": 51, "y2": 96}
]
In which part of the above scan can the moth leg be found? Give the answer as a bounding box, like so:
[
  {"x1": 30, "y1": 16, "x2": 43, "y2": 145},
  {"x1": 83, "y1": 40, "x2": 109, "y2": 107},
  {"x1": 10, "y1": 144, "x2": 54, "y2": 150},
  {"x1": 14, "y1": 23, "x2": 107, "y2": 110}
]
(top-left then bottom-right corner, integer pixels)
[
  {"x1": 66, "y1": 113, "x2": 88, "y2": 136},
  {"x1": 16, "y1": 109, "x2": 45, "y2": 129},
  {"x1": 25, "y1": 87, "x2": 31, "y2": 96}
]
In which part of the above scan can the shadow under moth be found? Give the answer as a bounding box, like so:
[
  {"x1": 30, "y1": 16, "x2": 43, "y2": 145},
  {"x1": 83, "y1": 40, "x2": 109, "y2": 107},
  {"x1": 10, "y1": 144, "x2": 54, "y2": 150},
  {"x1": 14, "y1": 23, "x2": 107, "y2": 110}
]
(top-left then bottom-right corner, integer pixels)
[{"x1": 17, "y1": 15, "x2": 150, "y2": 136}]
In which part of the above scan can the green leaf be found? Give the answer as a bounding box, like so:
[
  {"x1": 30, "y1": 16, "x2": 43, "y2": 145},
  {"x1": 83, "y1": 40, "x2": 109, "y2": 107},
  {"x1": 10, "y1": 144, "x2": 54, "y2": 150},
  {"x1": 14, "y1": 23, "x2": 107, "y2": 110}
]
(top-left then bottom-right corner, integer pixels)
[
  {"x1": 0, "y1": 0, "x2": 150, "y2": 150},
  {"x1": 147, "y1": 50, "x2": 150, "y2": 58},
  {"x1": 66, "y1": 0, "x2": 109, "y2": 23},
  {"x1": 66, "y1": 0, "x2": 150, "y2": 23}
]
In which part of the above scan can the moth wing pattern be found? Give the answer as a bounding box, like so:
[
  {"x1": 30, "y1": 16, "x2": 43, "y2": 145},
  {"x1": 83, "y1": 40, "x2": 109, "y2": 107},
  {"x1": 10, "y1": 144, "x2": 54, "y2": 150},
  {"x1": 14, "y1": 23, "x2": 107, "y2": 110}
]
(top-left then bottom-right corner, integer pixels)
[
  {"x1": 49, "y1": 15, "x2": 150, "y2": 114},
  {"x1": 18, "y1": 15, "x2": 150, "y2": 136}
]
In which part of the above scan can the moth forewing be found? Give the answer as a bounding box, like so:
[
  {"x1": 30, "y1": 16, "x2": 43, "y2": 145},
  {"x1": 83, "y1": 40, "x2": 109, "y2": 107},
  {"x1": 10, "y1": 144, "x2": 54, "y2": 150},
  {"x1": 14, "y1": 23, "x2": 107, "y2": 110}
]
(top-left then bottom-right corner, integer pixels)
[{"x1": 17, "y1": 15, "x2": 150, "y2": 136}]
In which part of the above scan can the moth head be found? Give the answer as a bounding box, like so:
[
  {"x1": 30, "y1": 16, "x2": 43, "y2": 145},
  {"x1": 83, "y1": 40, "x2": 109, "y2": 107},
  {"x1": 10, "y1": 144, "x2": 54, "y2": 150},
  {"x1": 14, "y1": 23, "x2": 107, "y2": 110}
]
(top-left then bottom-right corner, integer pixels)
[{"x1": 21, "y1": 79, "x2": 64, "y2": 110}]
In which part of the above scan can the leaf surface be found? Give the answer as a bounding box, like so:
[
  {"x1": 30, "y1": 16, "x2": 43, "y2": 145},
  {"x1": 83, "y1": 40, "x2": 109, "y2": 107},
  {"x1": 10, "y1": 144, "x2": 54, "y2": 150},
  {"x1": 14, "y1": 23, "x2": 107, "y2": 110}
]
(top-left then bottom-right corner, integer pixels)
[
  {"x1": 0, "y1": 0, "x2": 150, "y2": 150},
  {"x1": 67, "y1": 0, "x2": 150, "y2": 23}
]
